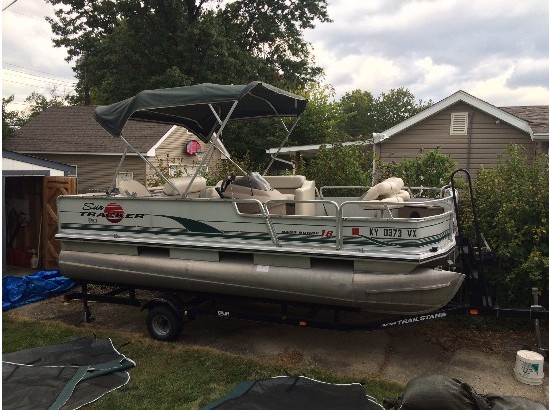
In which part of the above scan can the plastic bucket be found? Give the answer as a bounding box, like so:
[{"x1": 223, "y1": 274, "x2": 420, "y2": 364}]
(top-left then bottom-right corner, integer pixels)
[{"x1": 513, "y1": 350, "x2": 545, "y2": 385}]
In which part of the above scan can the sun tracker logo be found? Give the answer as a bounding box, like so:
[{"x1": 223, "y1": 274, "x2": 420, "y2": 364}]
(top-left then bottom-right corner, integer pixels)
[
  {"x1": 104, "y1": 202, "x2": 125, "y2": 223},
  {"x1": 80, "y1": 202, "x2": 145, "y2": 223}
]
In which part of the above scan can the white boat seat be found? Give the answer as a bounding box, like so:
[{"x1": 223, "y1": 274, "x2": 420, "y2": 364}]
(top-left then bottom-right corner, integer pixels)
[
  {"x1": 163, "y1": 176, "x2": 207, "y2": 197},
  {"x1": 118, "y1": 180, "x2": 152, "y2": 197},
  {"x1": 263, "y1": 175, "x2": 316, "y2": 216},
  {"x1": 359, "y1": 177, "x2": 409, "y2": 210}
]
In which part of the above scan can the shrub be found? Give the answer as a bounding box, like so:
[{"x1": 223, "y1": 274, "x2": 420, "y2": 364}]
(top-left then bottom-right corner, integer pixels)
[
  {"x1": 472, "y1": 144, "x2": 548, "y2": 307},
  {"x1": 377, "y1": 148, "x2": 457, "y2": 195}
]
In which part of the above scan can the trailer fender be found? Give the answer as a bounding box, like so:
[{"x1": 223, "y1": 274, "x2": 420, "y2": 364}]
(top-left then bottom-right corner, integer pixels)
[{"x1": 142, "y1": 293, "x2": 186, "y2": 316}]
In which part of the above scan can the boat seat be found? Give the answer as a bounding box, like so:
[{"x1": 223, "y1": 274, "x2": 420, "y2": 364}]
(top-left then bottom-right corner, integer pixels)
[
  {"x1": 359, "y1": 177, "x2": 410, "y2": 210},
  {"x1": 118, "y1": 180, "x2": 152, "y2": 197},
  {"x1": 263, "y1": 175, "x2": 316, "y2": 216},
  {"x1": 163, "y1": 176, "x2": 207, "y2": 197}
]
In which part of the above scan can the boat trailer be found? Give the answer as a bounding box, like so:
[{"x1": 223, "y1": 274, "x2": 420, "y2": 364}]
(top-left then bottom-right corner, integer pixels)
[{"x1": 64, "y1": 170, "x2": 548, "y2": 358}]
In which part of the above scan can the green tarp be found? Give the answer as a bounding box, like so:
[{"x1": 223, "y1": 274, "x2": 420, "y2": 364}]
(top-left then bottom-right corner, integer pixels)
[
  {"x1": 93, "y1": 81, "x2": 307, "y2": 142},
  {"x1": 3, "y1": 338, "x2": 135, "y2": 410}
]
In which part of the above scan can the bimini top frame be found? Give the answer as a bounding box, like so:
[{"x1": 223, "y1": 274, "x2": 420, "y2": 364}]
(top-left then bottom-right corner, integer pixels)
[
  {"x1": 93, "y1": 81, "x2": 307, "y2": 141},
  {"x1": 93, "y1": 81, "x2": 307, "y2": 196}
]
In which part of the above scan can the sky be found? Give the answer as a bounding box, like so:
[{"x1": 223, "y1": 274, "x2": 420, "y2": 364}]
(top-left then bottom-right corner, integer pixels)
[{"x1": 2, "y1": 0, "x2": 549, "y2": 113}]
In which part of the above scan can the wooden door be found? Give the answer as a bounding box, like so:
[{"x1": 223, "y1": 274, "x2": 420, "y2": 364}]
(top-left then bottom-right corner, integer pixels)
[{"x1": 42, "y1": 177, "x2": 77, "y2": 270}]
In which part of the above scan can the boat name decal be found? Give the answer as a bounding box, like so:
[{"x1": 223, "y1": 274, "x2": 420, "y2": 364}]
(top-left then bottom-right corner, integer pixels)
[
  {"x1": 79, "y1": 202, "x2": 145, "y2": 223},
  {"x1": 281, "y1": 229, "x2": 334, "y2": 237},
  {"x1": 381, "y1": 312, "x2": 447, "y2": 327}
]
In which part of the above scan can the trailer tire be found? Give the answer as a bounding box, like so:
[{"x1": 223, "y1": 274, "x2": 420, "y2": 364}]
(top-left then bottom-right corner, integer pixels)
[{"x1": 146, "y1": 304, "x2": 183, "y2": 341}]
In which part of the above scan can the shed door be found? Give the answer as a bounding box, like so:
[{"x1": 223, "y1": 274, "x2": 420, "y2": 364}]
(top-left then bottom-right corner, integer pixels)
[{"x1": 43, "y1": 177, "x2": 77, "y2": 269}]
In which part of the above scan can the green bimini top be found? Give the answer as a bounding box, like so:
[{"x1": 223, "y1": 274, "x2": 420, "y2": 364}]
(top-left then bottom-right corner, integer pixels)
[{"x1": 93, "y1": 81, "x2": 307, "y2": 142}]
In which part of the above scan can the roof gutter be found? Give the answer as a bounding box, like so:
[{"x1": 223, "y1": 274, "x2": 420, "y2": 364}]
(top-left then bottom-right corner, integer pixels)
[{"x1": 532, "y1": 133, "x2": 549, "y2": 142}]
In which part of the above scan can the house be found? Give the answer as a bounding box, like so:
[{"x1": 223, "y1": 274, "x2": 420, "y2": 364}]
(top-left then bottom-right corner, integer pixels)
[
  {"x1": 372, "y1": 91, "x2": 548, "y2": 178},
  {"x1": 3, "y1": 105, "x2": 225, "y2": 194},
  {"x1": 266, "y1": 91, "x2": 548, "y2": 179}
]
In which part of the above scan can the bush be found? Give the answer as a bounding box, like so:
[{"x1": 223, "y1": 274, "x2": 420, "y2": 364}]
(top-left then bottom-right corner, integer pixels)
[
  {"x1": 472, "y1": 144, "x2": 548, "y2": 307},
  {"x1": 301, "y1": 142, "x2": 373, "y2": 196},
  {"x1": 377, "y1": 148, "x2": 457, "y2": 190}
]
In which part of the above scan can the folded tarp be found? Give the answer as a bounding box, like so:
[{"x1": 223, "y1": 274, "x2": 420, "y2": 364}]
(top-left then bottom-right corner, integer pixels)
[
  {"x1": 202, "y1": 375, "x2": 384, "y2": 410},
  {"x1": 2, "y1": 270, "x2": 75, "y2": 311},
  {"x1": 2, "y1": 338, "x2": 135, "y2": 410}
]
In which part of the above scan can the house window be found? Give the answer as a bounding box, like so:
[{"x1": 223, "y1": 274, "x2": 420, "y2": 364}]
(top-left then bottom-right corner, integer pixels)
[
  {"x1": 450, "y1": 112, "x2": 468, "y2": 135},
  {"x1": 116, "y1": 172, "x2": 134, "y2": 186}
]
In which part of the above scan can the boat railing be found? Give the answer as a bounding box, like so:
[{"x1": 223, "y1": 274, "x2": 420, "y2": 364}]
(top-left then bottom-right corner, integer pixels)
[{"x1": 319, "y1": 185, "x2": 450, "y2": 199}]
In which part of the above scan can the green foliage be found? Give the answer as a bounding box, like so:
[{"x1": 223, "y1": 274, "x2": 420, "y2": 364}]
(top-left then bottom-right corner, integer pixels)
[
  {"x1": 24, "y1": 90, "x2": 68, "y2": 120},
  {"x1": 471, "y1": 144, "x2": 548, "y2": 307},
  {"x1": 146, "y1": 154, "x2": 201, "y2": 188},
  {"x1": 377, "y1": 148, "x2": 457, "y2": 189},
  {"x1": 205, "y1": 154, "x2": 254, "y2": 186},
  {"x1": 339, "y1": 87, "x2": 433, "y2": 139},
  {"x1": 222, "y1": 83, "x2": 345, "y2": 170},
  {"x1": 46, "y1": 0, "x2": 330, "y2": 105},
  {"x1": 302, "y1": 142, "x2": 373, "y2": 195},
  {"x1": 2, "y1": 95, "x2": 24, "y2": 141},
  {"x1": 291, "y1": 83, "x2": 347, "y2": 146}
]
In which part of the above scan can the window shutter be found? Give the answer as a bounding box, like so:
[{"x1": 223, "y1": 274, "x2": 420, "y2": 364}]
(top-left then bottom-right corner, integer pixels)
[{"x1": 450, "y1": 112, "x2": 468, "y2": 135}]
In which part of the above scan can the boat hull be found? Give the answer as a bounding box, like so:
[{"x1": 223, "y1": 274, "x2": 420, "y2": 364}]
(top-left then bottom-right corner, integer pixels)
[{"x1": 59, "y1": 247, "x2": 464, "y2": 315}]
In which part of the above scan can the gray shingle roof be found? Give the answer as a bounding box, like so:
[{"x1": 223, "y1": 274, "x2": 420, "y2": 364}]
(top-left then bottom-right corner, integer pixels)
[
  {"x1": 499, "y1": 105, "x2": 548, "y2": 134},
  {"x1": 3, "y1": 105, "x2": 174, "y2": 154}
]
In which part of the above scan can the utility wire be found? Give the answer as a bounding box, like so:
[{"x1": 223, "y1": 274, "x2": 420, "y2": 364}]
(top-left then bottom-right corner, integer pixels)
[
  {"x1": 2, "y1": 0, "x2": 20, "y2": 12},
  {"x1": 3, "y1": 68, "x2": 76, "y2": 85}
]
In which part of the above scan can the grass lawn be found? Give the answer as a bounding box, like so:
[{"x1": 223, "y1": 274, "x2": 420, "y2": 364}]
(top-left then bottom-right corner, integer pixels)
[{"x1": 2, "y1": 315, "x2": 403, "y2": 409}]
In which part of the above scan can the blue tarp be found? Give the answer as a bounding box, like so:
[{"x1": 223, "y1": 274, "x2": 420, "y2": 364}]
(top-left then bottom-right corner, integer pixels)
[{"x1": 2, "y1": 270, "x2": 76, "y2": 311}]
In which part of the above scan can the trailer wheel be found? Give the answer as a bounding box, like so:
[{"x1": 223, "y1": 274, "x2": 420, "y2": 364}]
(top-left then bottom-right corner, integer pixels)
[{"x1": 146, "y1": 304, "x2": 183, "y2": 341}]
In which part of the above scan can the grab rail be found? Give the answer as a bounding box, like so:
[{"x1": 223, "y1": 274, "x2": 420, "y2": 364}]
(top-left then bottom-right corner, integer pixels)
[{"x1": 230, "y1": 198, "x2": 281, "y2": 247}]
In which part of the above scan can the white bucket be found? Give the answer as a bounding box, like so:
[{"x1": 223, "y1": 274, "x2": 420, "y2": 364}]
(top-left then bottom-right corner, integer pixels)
[{"x1": 513, "y1": 350, "x2": 545, "y2": 385}]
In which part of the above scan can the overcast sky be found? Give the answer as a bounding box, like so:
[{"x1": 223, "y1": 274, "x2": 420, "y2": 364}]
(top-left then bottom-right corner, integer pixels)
[{"x1": 2, "y1": 0, "x2": 549, "y2": 113}]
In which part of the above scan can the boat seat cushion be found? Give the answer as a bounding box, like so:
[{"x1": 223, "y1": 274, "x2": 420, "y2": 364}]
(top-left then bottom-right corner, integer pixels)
[
  {"x1": 294, "y1": 180, "x2": 316, "y2": 216},
  {"x1": 118, "y1": 180, "x2": 152, "y2": 197},
  {"x1": 263, "y1": 175, "x2": 306, "y2": 193},
  {"x1": 163, "y1": 176, "x2": 207, "y2": 196}
]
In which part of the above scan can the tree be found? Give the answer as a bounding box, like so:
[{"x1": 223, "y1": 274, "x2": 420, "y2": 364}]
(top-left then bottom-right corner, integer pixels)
[
  {"x1": 220, "y1": 83, "x2": 344, "y2": 170},
  {"x1": 24, "y1": 89, "x2": 68, "y2": 120},
  {"x1": 339, "y1": 88, "x2": 433, "y2": 139},
  {"x1": 339, "y1": 90, "x2": 375, "y2": 139},
  {"x1": 46, "y1": 0, "x2": 330, "y2": 104},
  {"x1": 302, "y1": 142, "x2": 373, "y2": 194},
  {"x1": 2, "y1": 96, "x2": 25, "y2": 141}
]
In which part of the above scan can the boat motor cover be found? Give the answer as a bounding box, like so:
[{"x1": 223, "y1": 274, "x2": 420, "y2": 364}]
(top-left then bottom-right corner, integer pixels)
[
  {"x1": 382, "y1": 374, "x2": 547, "y2": 410},
  {"x1": 93, "y1": 82, "x2": 307, "y2": 141},
  {"x1": 2, "y1": 338, "x2": 135, "y2": 410},
  {"x1": 202, "y1": 376, "x2": 384, "y2": 410}
]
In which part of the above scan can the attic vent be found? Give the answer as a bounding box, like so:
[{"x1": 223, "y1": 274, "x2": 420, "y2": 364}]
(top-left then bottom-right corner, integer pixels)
[{"x1": 450, "y1": 112, "x2": 468, "y2": 135}]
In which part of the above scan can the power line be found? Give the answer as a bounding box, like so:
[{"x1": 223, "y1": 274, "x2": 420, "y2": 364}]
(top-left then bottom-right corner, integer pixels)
[
  {"x1": 3, "y1": 63, "x2": 74, "y2": 81},
  {"x1": 3, "y1": 67, "x2": 77, "y2": 85},
  {"x1": 2, "y1": 0, "x2": 20, "y2": 12},
  {"x1": 3, "y1": 78, "x2": 76, "y2": 91}
]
